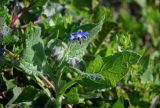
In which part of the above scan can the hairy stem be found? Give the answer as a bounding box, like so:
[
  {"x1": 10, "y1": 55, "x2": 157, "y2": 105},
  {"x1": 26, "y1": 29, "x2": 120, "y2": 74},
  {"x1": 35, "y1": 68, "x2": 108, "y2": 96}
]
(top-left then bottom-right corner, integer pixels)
[
  {"x1": 39, "y1": 74, "x2": 56, "y2": 92},
  {"x1": 3, "y1": 46, "x2": 17, "y2": 59}
]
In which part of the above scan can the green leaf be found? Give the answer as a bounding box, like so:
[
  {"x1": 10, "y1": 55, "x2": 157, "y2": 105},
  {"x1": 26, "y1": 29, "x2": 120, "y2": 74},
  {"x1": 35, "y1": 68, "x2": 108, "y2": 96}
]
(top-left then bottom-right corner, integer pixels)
[
  {"x1": 116, "y1": 33, "x2": 132, "y2": 50},
  {"x1": 0, "y1": 8, "x2": 7, "y2": 18},
  {"x1": 21, "y1": 103, "x2": 30, "y2": 108},
  {"x1": 154, "y1": 74, "x2": 160, "y2": 85},
  {"x1": 6, "y1": 87, "x2": 22, "y2": 106},
  {"x1": 71, "y1": 0, "x2": 93, "y2": 11},
  {"x1": 15, "y1": 86, "x2": 37, "y2": 103},
  {"x1": 140, "y1": 67, "x2": 153, "y2": 84},
  {"x1": 100, "y1": 103, "x2": 109, "y2": 108},
  {"x1": 89, "y1": 21, "x2": 117, "y2": 55},
  {"x1": 100, "y1": 51, "x2": 141, "y2": 86},
  {"x1": 80, "y1": 91, "x2": 101, "y2": 99},
  {"x1": 0, "y1": 104, "x2": 4, "y2": 108},
  {"x1": 34, "y1": 0, "x2": 47, "y2": 8},
  {"x1": 118, "y1": 10, "x2": 142, "y2": 35},
  {"x1": 78, "y1": 77, "x2": 108, "y2": 90},
  {"x1": 6, "y1": 86, "x2": 37, "y2": 107},
  {"x1": 70, "y1": 67, "x2": 103, "y2": 81},
  {"x1": 26, "y1": 0, "x2": 47, "y2": 9},
  {"x1": 93, "y1": 7, "x2": 112, "y2": 23},
  {"x1": 2, "y1": 35, "x2": 19, "y2": 45},
  {"x1": 79, "y1": 51, "x2": 141, "y2": 89},
  {"x1": 31, "y1": 91, "x2": 50, "y2": 107},
  {"x1": 2, "y1": 76, "x2": 17, "y2": 90},
  {"x1": 0, "y1": 0, "x2": 9, "y2": 6},
  {"x1": 65, "y1": 87, "x2": 79, "y2": 104},
  {"x1": 0, "y1": 22, "x2": 11, "y2": 38},
  {"x1": 134, "y1": 0, "x2": 146, "y2": 8},
  {"x1": 86, "y1": 55, "x2": 104, "y2": 73},
  {"x1": 19, "y1": 24, "x2": 49, "y2": 75},
  {"x1": 112, "y1": 98, "x2": 124, "y2": 108},
  {"x1": 70, "y1": 67, "x2": 107, "y2": 90},
  {"x1": 66, "y1": 19, "x2": 104, "y2": 61}
]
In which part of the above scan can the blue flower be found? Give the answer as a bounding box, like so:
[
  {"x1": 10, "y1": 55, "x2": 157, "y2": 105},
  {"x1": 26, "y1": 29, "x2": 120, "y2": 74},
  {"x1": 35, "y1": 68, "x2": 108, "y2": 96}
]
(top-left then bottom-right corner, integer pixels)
[{"x1": 70, "y1": 29, "x2": 88, "y2": 44}]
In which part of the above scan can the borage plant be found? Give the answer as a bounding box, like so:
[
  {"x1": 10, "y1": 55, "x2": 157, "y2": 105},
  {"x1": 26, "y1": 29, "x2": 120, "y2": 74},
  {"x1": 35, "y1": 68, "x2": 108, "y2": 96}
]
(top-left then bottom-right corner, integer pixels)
[
  {"x1": 17, "y1": 20, "x2": 141, "y2": 107},
  {"x1": 0, "y1": 0, "x2": 142, "y2": 108}
]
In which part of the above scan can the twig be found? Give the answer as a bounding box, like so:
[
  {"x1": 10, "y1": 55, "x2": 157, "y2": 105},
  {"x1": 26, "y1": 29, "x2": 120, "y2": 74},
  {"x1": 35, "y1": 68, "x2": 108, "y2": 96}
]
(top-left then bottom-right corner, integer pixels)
[
  {"x1": 17, "y1": 19, "x2": 41, "y2": 29},
  {"x1": 11, "y1": 1, "x2": 36, "y2": 28},
  {"x1": 39, "y1": 74, "x2": 56, "y2": 92},
  {"x1": 3, "y1": 46, "x2": 17, "y2": 60},
  {"x1": 150, "y1": 94, "x2": 160, "y2": 108},
  {"x1": 11, "y1": 7, "x2": 29, "y2": 28}
]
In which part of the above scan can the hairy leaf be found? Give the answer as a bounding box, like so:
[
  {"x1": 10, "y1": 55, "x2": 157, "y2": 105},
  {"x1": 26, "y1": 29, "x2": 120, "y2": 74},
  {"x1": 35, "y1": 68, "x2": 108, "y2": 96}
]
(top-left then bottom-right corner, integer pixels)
[
  {"x1": 79, "y1": 51, "x2": 141, "y2": 89},
  {"x1": 66, "y1": 19, "x2": 104, "y2": 61},
  {"x1": 19, "y1": 24, "x2": 49, "y2": 75},
  {"x1": 100, "y1": 51, "x2": 141, "y2": 86},
  {"x1": 86, "y1": 55, "x2": 104, "y2": 73}
]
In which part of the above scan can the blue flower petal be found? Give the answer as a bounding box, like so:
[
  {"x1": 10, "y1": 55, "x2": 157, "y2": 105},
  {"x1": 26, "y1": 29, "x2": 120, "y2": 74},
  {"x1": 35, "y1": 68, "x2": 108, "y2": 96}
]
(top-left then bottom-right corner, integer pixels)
[
  {"x1": 70, "y1": 29, "x2": 88, "y2": 42},
  {"x1": 70, "y1": 35, "x2": 76, "y2": 40}
]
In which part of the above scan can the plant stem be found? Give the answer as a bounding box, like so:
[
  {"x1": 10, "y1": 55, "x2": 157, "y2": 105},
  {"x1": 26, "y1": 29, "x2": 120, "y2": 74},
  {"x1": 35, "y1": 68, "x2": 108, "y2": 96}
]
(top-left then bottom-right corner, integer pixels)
[
  {"x1": 39, "y1": 74, "x2": 56, "y2": 92},
  {"x1": 55, "y1": 95, "x2": 63, "y2": 108},
  {"x1": 56, "y1": 42, "x2": 71, "y2": 88},
  {"x1": 3, "y1": 46, "x2": 17, "y2": 59},
  {"x1": 57, "y1": 66, "x2": 65, "y2": 88},
  {"x1": 55, "y1": 78, "x2": 78, "y2": 108},
  {"x1": 17, "y1": 19, "x2": 41, "y2": 29},
  {"x1": 11, "y1": 0, "x2": 36, "y2": 28}
]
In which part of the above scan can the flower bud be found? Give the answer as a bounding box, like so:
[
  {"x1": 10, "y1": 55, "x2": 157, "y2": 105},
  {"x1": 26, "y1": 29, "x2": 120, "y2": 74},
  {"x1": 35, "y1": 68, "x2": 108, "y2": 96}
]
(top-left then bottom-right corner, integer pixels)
[
  {"x1": 51, "y1": 46, "x2": 65, "y2": 60},
  {"x1": 68, "y1": 57, "x2": 81, "y2": 67}
]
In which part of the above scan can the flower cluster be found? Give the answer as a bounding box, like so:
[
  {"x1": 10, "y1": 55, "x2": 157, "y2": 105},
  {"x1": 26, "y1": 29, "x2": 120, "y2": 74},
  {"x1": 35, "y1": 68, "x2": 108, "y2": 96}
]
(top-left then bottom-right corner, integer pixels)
[{"x1": 70, "y1": 29, "x2": 88, "y2": 44}]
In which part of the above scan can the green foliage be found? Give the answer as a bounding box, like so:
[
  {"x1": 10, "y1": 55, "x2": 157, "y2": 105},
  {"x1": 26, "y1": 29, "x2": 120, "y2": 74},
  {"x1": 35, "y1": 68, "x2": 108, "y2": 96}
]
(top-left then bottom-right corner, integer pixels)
[
  {"x1": 6, "y1": 86, "x2": 37, "y2": 107},
  {"x1": 14, "y1": 86, "x2": 37, "y2": 103},
  {"x1": 87, "y1": 55, "x2": 104, "y2": 73},
  {"x1": 71, "y1": 0, "x2": 93, "y2": 11},
  {"x1": 101, "y1": 51, "x2": 140, "y2": 86},
  {"x1": 0, "y1": 0, "x2": 160, "y2": 108},
  {"x1": 65, "y1": 87, "x2": 79, "y2": 104},
  {"x1": 79, "y1": 51, "x2": 140, "y2": 90},
  {"x1": 66, "y1": 19, "x2": 104, "y2": 61},
  {"x1": 0, "y1": 0, "x2": 9, "y2": 6},
  {"x1": 112, "y1": 98, "x2": 124, "y2": 108},
  {"x1": 141, "y1": 66, "x2": 153, "y2": 84},
  {"x1": 1, "y1": 35, "x2": 19, "y2": 45},
  {"x1": 19, "y1": 24, "x2": 49, "y2": 75}
]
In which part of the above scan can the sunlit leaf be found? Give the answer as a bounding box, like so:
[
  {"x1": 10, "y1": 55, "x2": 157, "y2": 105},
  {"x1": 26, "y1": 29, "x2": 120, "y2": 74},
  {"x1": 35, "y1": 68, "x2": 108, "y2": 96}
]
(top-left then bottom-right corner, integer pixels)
[
  {"x1": 66, "y1": 18, "x2": 104, "y2": 61},
  {"x1": 65, "y1": 87, "x2": 79, "y2": 104},
  {"x1": 19, "y1": 24, "x2": 52, "y2": 77}
]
